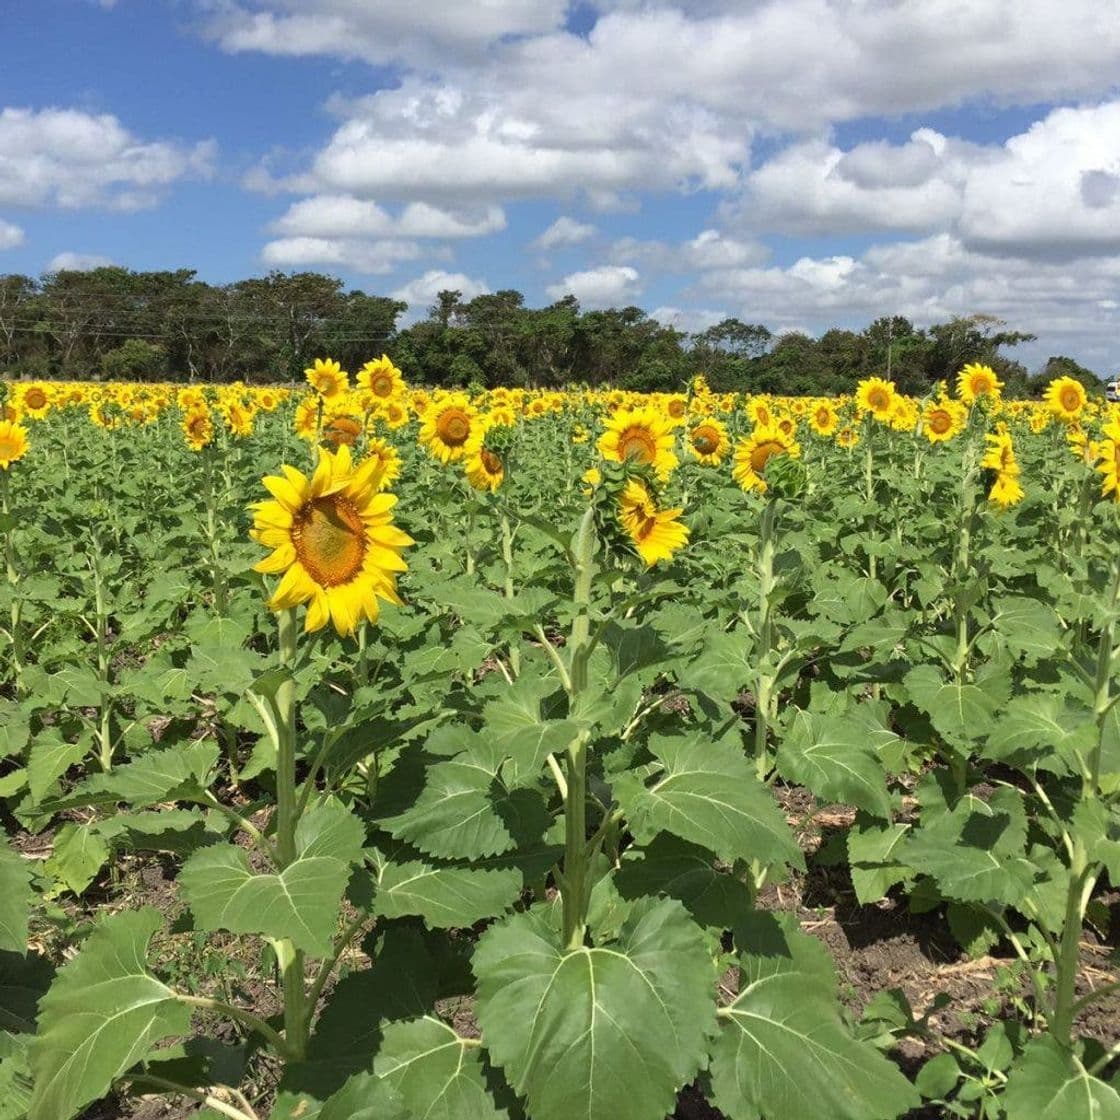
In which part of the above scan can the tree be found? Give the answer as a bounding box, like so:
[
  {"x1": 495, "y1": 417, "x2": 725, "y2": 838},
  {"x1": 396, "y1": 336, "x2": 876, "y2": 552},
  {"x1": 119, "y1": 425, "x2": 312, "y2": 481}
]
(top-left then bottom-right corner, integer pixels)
[{"x1": 100, "y1": 338, "x2": 167, "y2": 381}]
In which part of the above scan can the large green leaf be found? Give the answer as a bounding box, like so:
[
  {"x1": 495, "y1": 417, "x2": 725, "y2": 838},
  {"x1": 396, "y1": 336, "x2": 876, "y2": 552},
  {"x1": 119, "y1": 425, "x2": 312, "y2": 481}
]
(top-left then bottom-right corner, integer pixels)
[
  {"x1": 904, "y1": 665, "x2": 996, "y2": 749},
  {"x1": 990, "y1": 596, "x2": 1063, "y2": 662},
  {"x1": 1003, "y1": 1037, "x2": 1120, "y2": 1119},
  {"x1": 46, "y1": 821, "x2": 110, "y2": 895},
  {"x1": 474, "y1": 897, "x2": 716, "y2": 1120},
  {"x1": 710, "y1": 913, "x2": 919, "y2": 1120},
  {"x1": 682, "y1": 631, "x2": 752, "y2": 703},
  {"x1": 370, "y1": 854, "x2": 522, "y2": 929},
  {"x1": 179, "y1": 845, "x2": 351, "y2": 957},
  {"x1": 983, "y1": 693, "x2": 1095, "y2": 774},
  {"x1": 375, "y1": 1016, "x2": 507, "y2": 1120},
  {"x1": 777, "y1": 710, "x2": 892, "y2": 818},
  {"x1": 27, "y1": 730, "x2": 87, "y2": 803},
  {"x1": 382, "y1": 756, "x2": 549, "y2": 860},
  {"x1": 0, "y1": 839, "x2": 32, "y2": 953},
  {"x1": 902, "y1": 788, "x2": 1034, "y2": 905},
  {"x1": 29, "y1": 908, "x2": 189, "y2": 1120},
  {"x1": 614, "y1": 732, "x2": 802, "y2": 868},
  {"x1": 317, "y1": 1072, "x2": 410, "y2": 1120}
]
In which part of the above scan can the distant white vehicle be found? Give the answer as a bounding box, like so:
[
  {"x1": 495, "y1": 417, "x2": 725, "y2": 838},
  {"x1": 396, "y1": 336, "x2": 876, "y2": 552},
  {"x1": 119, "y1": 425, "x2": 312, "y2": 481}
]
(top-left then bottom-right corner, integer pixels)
[{"x1": 1108, "y1": 379, "x2": 1120, "y2": 403}]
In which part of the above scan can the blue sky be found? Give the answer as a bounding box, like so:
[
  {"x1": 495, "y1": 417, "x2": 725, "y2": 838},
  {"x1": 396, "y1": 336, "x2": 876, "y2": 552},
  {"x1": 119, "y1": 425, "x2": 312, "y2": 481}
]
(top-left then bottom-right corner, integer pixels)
[{"x1": 2, "y1": 0, "x2": 1120, "y2": 371}]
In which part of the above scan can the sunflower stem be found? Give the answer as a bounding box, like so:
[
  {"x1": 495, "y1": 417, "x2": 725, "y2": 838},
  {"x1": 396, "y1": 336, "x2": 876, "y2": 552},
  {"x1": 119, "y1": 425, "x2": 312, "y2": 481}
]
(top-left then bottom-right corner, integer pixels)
[
  {"x1": 500, "y1": 512, "x2": 520, "y2": 677},
  {"x1": 1089, "y1": 557, "x2": 1120, "y2": 795},
  {"x1": 0, "y1": 470, "x2": 22, "y2": 695},
  {"x1": 273, "y1": 607, "x2": 308, "y2": 1059},
  {"x1": 91, "y1": 548, "x2": 114, "y2": 773},
  {"x1": 753, "y1": 498, "x2": 778, "y2": 780},
  {"x1": 562, "y1": 506, "x2": 596, "y2": 951}
]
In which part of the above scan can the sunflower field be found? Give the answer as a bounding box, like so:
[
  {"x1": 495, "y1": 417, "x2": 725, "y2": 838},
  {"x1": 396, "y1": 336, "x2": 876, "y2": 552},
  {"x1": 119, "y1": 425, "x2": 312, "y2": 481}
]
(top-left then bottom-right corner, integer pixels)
[{"x1": 0, "y1": 359, "x2": 1119, "y2": 1120}]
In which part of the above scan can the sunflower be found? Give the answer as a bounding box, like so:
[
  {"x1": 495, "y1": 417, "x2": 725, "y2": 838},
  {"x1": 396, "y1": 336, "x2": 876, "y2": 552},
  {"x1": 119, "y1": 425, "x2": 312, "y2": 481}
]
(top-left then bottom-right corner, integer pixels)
[
  {"x1": 374, "y1": 398, "x2": 411, "y2": 430},
  {"x1": 835, "y1": 425, "x2": 860, "y2": 449},
  {"x1": 746, "y1": 398, "x2": 773, "y2": 428},
  {"x1": 855, "y1": 377, "x2": 897, "y2": 421},
  {"x1": 0, "y1": 420, "x2": 29, "y2": 469},
  {"x1": 890, "y1": 397, "x2": 919, "y2": 432},
  {"x1": 776, "y1": 415, "x2": 798, "y2": 439},
  {"x1": 957, "y1": 363, "x2": 1003, "y2": 405},
  {"x1": 357, "y1": 355, "x2": 405, "y2": 400},
  {"x1": 922, "y1": 398, "x2": 966, "y2": 443},
  {"x1": 617, "y1": 479, "x2": 689, "y2": 566},
  {"x1": 305, "y1": 357, "x2": 348, "y2": 399},
  {"x1": 981, "y1": 430, "x2": 1024, "y2": 507},
  {"x1": 181, "y1": 407, "x2": 213, "y2": 450},
  {"x1": 17, "y1": 384, "x2": 51, "y2": 420},
  {"x1": 808, "y1": 401, "x2": 839, "y2": 436},
  {"x1": 1043, "y1": 376, "x2": 1087, "y2": 422},
  {"x1": 222, "y1": 401, "x2": 254, "y2": 438},
  {"x1": 294, "y1": 396, "x2": 321, "y2": 442},
  {"x1": 419, "y1": 394, "x2": 478, "y2": 464},
  {"x1": 597, "y1": 406, "x2": 679, "y2": 480},
  {"x1": 464, "y1": 427, "x2": 505, "y2": 492},
  {"x1": 1028, "y1": 408, "x2": 1051, "y2": 433},
  {"x1": 322, "y1": 412, "x2": 363, "y2": 448},
  {"x1": 250, "y1": 444, "x2": 413, "y2": 636},
  {"x1": 732, "y1": 424, "x2": 801, "y2": 494},
  {"x1": 663, "y1": 395, "x2": 689, "y2": 426},
  {"x1": 363, "y1": 437, "x2": 401, "y2": 491},
  {"x1": 687, "y1": 417, "x2": 730, "y2": 466}
]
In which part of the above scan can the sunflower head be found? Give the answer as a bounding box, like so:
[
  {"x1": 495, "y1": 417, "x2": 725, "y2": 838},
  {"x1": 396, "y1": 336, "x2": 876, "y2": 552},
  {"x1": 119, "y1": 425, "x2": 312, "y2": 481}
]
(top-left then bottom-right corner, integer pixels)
[
  {"x1": 419, "y1": 394, "x2": 478, "y2": 464},
  {"x1": 363, "y1": 437, "x2": 401, "y2": 491},
  {"x1": 922, "y1": 398, "x2": 966, "y2": 443},
  {"x1": 0, "y1": 420, "x2": 29, "y2": 469},
  {"x1": 855, "y1": 377, "x2": 897, "y2": 420},
  {"x1": 957, "y1": 363, "x2": 1003, "y2": 405},
  {"x1": 464, "y1": 422, "x2": 508, "y2": 492},
  {"x1": 808, "y1": 402, "x2": 838, "y2": 436},
  {"x1": 251, "y1": 444, "x2": 414, "y2": 636},
  {"x1": 597, "y1": 405, "x2": 679, "y2": 480},
  {"x1": 687, "y1": 417, "x2": 729, "y2": 466},
  {"x1": 305, "y1": 357, "x2": 348, "y2": 399},
  {"x1": 182, "y1": 408, "x2": 214, "y2": 451},
  {"x1": 357, "y1": 355, "x2": 405, "y2": 400},
  {"x1": 1043, "y1": 375, "x2": 1088, "y2": 422},
  {"x1": 731, "y1": 424, "x2": 801, "y2": 494},
  {"x1": 617, "y1": 479, "x2": 689, "y2": 567}
]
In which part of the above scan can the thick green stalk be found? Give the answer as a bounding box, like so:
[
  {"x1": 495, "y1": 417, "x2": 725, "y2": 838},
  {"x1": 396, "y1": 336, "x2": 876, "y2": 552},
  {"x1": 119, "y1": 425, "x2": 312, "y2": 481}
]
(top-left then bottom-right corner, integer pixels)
[
  {"x1": 951, "y1": 442, "x2": 980, "y2": 684},
  {"x1": 273, "y1": 608, "x2": 307, "y2": 1058},
  {"x1": 500, "y1": 513, "x2": 520, "y2": 677},
  {"x1": 1089, "y1": 558, "x2": 1120, "y2": 793},
  {"x1": 0, "y1": 471, "x2": 22, "y2": 694},
  {"x1": 863, "y1": 435, "x2": 876, "y2": 580},
  {"x1": 753, "y1": 499, "x2": 778, "y2": 779},
  {"x1": 561, "y1": 507, "x2": 596, "y2": 951},
  {"x1": 1050, "y1": 849, "x2": 1096, "y2": 1048},
  {"x1": 92, "y1": 553, "x2": 113, "y2": 773}
]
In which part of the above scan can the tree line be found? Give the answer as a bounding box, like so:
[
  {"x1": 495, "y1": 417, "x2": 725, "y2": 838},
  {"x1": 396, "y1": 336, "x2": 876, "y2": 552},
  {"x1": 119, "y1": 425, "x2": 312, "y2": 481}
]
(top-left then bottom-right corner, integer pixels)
[{"x1": 0, "y1": 266, "x2": 1106, "y2": 397}]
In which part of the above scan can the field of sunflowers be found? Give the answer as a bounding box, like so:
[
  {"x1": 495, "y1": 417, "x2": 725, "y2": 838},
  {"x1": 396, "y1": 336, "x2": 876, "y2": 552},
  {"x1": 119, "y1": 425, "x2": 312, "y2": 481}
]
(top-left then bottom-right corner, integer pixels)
[{"x1": 0, "y1": 357, "x2": 1119, "y2": 1120}]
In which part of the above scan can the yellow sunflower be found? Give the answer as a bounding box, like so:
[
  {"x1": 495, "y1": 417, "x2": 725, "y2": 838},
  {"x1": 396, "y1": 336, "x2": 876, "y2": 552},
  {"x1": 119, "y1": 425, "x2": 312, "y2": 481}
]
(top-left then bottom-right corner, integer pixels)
[
  {"x1": 746, "y1": 398, "x2": 773, "y2": 428},
  {"x1": 464, "y1": 427, "x2": 505, "y2": 492},
  {"x1": 957, "y1": 363, "x2": 1003, "y2": 405},
  {"x1": 597, "y1": 406, "x2": 679, "y2": 480},
  {"x1": 250, "y1": 444, "x2": 413, "y2": 636},
  {"x1": 305, "y1": 357, "x2": 348, "y2": 399},
  {"x1": 922, "y1": 398, "x2": 967, "y2": 443},
  {"x1": 662, "y1": 395, "x2": 689, "y2": 427},
  {"x1": 686, "y1": 417, "x2": 729, "y2": 466},
  {"x1": 222, "y1": 401, "x2": 254, "y2": 438},
  {"x1": 364, "y1": 437, "x2": 401, "y2": 491},
  {"x1": 808, "y1": 401, "x2": 839, "y2": 436},
  {"x1": 17, "y1": 383, "x2": 51, "y2": 420},
  {"x1": 322, "y1": 412, "x2": 364, "y2": 449},
  {"x1": 855, "y1": 377, "x2": 897, "y2": 421},
  {"x1": 182, "y1": 407, "x2": 214, "y2": 451},
  {"x1": 732, "y1": 424, "x2": 801, "y2": 494},
  {"x1": 419, "y1": 394, "x2": 478, "y2": 464},
  {"x1": 981, "y1": 430, "x2": 1024, "y2": 508},
  {"x1": 357, "y1": 355, "x2": 405, "y2": 400},
  {"x1": 0, "y1": 420, "x2": 29, "y2": 469},
  {"x1": 618, "y1": 479, "x2": 689, "y2": 566},
  {"x1": 1043, "y1": 376, "x2": 1087, "y2": 422},
  {"x1": 294, "y1": 396, "x2": 321, "y2": 442},
  {"x1": 373, "y1": 398, "x2": 411, "y2": 430},
  {"x1": 835, "y1": 425, "x2": 860, "y2": 449}
]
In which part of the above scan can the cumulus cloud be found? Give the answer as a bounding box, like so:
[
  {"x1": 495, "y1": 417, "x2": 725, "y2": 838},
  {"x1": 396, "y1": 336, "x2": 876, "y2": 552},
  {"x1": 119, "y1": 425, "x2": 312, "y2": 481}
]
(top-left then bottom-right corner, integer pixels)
[
  {"x1": 260, "y1": 237, "x2": 425, "y2": 274},
  {"x1": 391, "y1": 269, "x2": 490, "y2": 314},
  {"x1": 546, "y1": 265, "x2": 642, "y2": 308},
  {"x1": 533, "y1": 216, "x2": 598, "y2": 250},
  {"x1": 613, "y1": 229, "x2": 769, "y2": 272},
  {"x1": 648, "y1": 306, "x2": 730, "y2": 334},
  {"x1": 47, "y1": 252, "x2": 115, "y2": 272},
  {"x1": 269, "y1": 195, "x2": 506, "y2": 240},
  {"x1": 0, "y1": 107, "x2": 215, "y2": 210},
  {"x1": 0, "y1": 220, "x2": 24, "y2": 251}
]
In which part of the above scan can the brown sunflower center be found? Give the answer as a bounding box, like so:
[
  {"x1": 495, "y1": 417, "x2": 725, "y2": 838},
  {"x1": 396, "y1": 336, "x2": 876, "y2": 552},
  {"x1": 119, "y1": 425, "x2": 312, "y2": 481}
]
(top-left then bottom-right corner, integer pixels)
[
  {"x1": 371, "y1": 374, "x2": 393, "y2": 397},
  {"x1": 325, "y1": 416, "x2": 362, "y2": 446},
  {"x1": 970, "y1": 376, "x2": 993, "y2": 397},
  {"x1": 617, "y1": 425, "x2": 657, "y2": 463},
  {"x1": 815, "y1": 408, "x2": 831, "y2": 426},
  {"x1": 187, "y1": 415, "x2": 210, "y2": 439},
  {"x1": 0, "y1": 435, "x2": 20, "y2": 459},
  {"x1": 668, "y1": 399, "x2": 686, "y2": 418},
  {"x1": 292, "y1": 495, "x2": 366, "y2": 587},
  {"x1": 691, "y1": 425, "x2": 719, "y2": 454},
  {"x1": 750, "y1": 439, "x2": 785, "y2": 473},
  {"x1": 481, "y1": 449, "x2": 503, "y2": 475},
  {"x1": 437, "y1": 409, "x2": 471, "y2": 446},
  {"x1": 928, "y1": 410, "x2": 952, "y2": 434},
  {"x1": 867, "y1": 388, "x2": 891, "y2": 412},
  {"x1": 1060, "y1": 386, "x2": 1082, "y2": 412},
  {"x1": 25, "y1": 388, "x2": 47, "y2": 410}
]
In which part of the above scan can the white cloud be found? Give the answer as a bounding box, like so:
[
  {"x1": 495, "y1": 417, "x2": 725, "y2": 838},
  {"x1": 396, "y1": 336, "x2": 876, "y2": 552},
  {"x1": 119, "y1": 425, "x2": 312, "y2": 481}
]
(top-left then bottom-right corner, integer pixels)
[
  {"x1": 0, "y1": 220, "x2": 24, "y2": 251},
  {"x1": 47, "y1": 252, "x2": 115, "y2": 272},
  {"x1": 729, "y1": 101, "x2": 1120, "y2": 258},
  {"x1": 260, "y1": 236, "x2": 425, "y2": 274},
  {"x1": 614, "y1": 229, "x2": 769, "y2": 272},
  {"x1": 0, "y1": 107, "x2": 215, "y2": 210},
  {"x1": 201, "y1": 0, "x2": 568, "y2": 66},
  {"x1": 533, "y1": 216, "x2": 597, "y2": 250},
  {"x1": 391, "y1": 269, "x2": 490, "y2": 315},
  {"x1": 546, "y1": 265, "x2": 642, "y2": 308},
  {"x1": 648, "y1": 306, "x2": 730, "y2": 334},
  {"x1": 269, "y1": 195, "x2": 506, "y2": 240},
  {"x1": 693, "y1": 233, "x2": 1120, "y2": 369}
]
